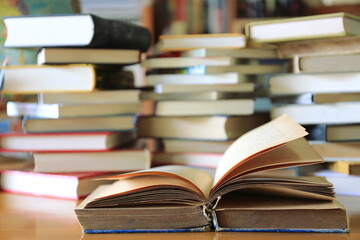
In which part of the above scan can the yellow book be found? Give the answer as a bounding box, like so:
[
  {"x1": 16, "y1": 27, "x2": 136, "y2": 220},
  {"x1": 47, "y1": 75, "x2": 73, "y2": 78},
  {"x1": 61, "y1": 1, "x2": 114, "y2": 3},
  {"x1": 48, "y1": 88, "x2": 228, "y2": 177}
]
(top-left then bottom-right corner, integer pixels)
[
  {"x1": 246, "y1": 12, "x2": 360, "y2": 44},
  {"x1": 329, "y1": 161, "x2": 360, "y2": 176}
]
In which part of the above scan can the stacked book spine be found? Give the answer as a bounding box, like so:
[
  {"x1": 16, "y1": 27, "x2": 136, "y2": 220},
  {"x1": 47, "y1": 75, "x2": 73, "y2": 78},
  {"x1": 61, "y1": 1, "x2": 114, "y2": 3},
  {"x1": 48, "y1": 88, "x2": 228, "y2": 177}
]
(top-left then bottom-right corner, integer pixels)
[
  {"x1": 138, "y1": 33, "x2": 287, "y2": 175},
  {"x1": 0, "y1": 14, "x2": 152, "y2": 199},
  {"x1": 245, "y1": 13, "x2": 360, "y2": 196}
]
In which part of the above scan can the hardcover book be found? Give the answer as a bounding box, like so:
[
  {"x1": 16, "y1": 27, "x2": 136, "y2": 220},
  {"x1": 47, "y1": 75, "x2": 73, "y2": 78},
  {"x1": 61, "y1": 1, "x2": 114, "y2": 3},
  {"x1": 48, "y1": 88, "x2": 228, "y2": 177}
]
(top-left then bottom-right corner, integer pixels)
[
  {"x1": 0, "y1": 64, "x2": 134, "y2": 94},
  {"x1": 75, "y1": 115, "x2": 349, "y2": 233},
  {"x1": 246, "y1": 12, "x2": 360, "y2": 44},
  {"x1": 4, "y1": 14, "x2": 151, "y2": 52}
]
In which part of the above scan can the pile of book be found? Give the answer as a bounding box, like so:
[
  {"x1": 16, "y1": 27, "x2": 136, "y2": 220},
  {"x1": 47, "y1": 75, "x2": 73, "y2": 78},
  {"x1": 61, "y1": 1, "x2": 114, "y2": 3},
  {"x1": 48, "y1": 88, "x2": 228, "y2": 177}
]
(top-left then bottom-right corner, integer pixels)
[
  {"x1": 246, "y1": 12, "x2": 360, "y2": 196},
  {"x1": 137, "y1": 33, "x2": 288, "y2": 175},
  {"x1": 0, "y1": 13, "x2": 152, "y2": 199}
]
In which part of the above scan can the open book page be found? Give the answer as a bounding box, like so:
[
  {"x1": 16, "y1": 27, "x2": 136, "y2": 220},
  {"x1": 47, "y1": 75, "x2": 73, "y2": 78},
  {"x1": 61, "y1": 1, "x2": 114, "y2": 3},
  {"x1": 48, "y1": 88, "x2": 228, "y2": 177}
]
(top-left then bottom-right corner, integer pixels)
[
  {"x1": 213, "y1": 114, "x2": 308, "y2": 188},
  {"x1": 210, "y1": 137, "x2": 324, "y2": 199},
  {"x1": 98, "y1": 165, "x2": 214, "y2": 200}
]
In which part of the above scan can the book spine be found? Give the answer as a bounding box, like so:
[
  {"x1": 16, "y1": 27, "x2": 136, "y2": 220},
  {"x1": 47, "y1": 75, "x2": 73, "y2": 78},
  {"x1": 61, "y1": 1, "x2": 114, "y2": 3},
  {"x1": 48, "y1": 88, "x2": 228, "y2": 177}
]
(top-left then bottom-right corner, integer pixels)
[{"x1": 90, "y1": 15, "x2": 152, "y2": 52}]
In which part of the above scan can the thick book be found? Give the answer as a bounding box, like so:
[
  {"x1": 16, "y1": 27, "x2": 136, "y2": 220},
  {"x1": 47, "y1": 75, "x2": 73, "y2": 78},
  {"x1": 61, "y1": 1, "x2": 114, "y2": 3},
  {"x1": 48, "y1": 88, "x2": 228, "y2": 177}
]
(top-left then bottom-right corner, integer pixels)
[
  {"x1": 305, "y1": 124, "x2": 360, "y2": 142},
  {"x1": 0, "y1": 170, "x2": 113, "y2": 199},
  {"x1": 310, "y1": 141, "x2": 360, "y2": 162},
  {"x1": 4, "y1": 14, "x2": 151, "y2": 52},
  {"x1": 22, "y1": 115, "x2": 136, "y2": 133},
  {"x1": 158, "y1": 33, "x2": 246, "y2": 52},
  {"x1": 329, "y1": 161, "x2": 360, "y2": 176},
  {"x1": 271, "y1": 102, "x2": 360, "y2": 125},
  {"x1": 246, "y1": 12, "x2": 360, "y2": 44},
  {"x1": 293, "y1": 53, "x2": 360, "y2": 73},
  {"x1": 269, "y1": 72, "x2": 360, "y2": 95},
  {"x1": 136, "y1": 114, "x2": 269, "y2": 140},
  {"x1": 277, "y1": 36, "x2": 360, "y2": 58},
  {"x1": 145, "y1": 73, "x2": 253, "y2": 86},
  {"x1": 162, "y1": 139, "x2": 233, "y2": 153},
  {"x1": 140, "y1": 91, "x2": 253, "y2": 101},
  {"x1": 154, "y1": 83, "x2": 254, "y2": 94},
  {"x1": 315, "y1": 170, "x2": 360, "y2": 196},
  {"x1": 7, "y1": 101, "x2": 141, "y2": 119},
  {"x1": 271, "y1": 92, "x2": 360, "y2": 104},
  {"x1": 75, "y1": 115, "x2": 349, "y2": 233},
  {"x1": 37, "y1": 48, "x2": 140, "y2": 65},
  {"x1": 182, "y1": 47, "x2": 278, "y2": 59},
  {"x1": 155, "y1": 99, "x2": 254, "y2": 116},
  {"x1": 0, "y1": 64, "x2": 134, "y2": 94},
  {"x1": 0, "y1": 131, "x2": 135, "y2": 152},
  {"x1": 141, "y1": 57, "x2": 235, "y2": 69},
  {"x1": 38, "y1": 90, "x2": 140, "y2": 105},
  {"x1": 33, "y1": 149, "x2": 151, "y2": 173}
]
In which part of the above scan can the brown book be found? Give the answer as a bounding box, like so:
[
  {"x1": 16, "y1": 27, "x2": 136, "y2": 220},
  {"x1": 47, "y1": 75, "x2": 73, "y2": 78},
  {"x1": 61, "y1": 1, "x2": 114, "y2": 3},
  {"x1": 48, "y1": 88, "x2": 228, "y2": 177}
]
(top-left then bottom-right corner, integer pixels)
[
  {"x1": 310, "y1": 141, "x2": 360, "y2": 161},
  {"x1": 277, "y1": 36, "x2": 360, "y2": 58},
  {"x1": 329, "y1": 161, "x2": 360, "y2": 175},
  {"x1": 75, "y1": 115, "x2": 349, "y2": 233}
]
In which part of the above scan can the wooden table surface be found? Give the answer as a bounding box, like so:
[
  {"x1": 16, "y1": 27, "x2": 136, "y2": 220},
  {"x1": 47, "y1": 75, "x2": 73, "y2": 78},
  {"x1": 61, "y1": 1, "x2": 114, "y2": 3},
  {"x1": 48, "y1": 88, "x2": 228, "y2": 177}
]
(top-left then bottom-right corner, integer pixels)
[{"x1": 0, "y1": 192, "x2": 359, "y2": 240}]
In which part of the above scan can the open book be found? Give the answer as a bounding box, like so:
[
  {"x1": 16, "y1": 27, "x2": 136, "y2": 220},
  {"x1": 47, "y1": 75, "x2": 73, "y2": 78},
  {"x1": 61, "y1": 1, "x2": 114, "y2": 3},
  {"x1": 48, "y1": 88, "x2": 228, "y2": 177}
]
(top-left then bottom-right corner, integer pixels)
[{"x1": 75, "y1": 115, "x2": 349, "y2": 233}]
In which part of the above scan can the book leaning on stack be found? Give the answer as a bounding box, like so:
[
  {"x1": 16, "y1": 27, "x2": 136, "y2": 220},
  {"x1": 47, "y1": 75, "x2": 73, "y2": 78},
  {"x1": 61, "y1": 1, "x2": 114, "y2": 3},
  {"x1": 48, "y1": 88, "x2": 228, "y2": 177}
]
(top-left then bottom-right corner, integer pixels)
[
  {"x1": 0, "y1": 13, "x2": 152, "y2": 199},
  {"x1": 246, "y1": 12, "x2": 360, "y2": 196},
  {"x1": 138, "y1": 33, "x2": 287, "y2": 175}
]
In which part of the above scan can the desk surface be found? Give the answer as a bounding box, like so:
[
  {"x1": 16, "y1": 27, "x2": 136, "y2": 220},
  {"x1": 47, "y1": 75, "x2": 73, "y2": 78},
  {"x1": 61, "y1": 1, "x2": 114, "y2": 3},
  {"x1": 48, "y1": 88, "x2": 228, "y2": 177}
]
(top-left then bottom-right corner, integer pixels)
[{"x1": 0, "y1": 192, "x2": 359, "y2": 240}]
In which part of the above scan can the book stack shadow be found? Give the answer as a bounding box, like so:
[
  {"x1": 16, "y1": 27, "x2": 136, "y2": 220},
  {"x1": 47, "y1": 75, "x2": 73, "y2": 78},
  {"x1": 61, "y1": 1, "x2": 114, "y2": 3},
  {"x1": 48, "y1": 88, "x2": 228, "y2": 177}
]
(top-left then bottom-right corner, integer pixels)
[
  {"x1": 0, "y1": 14, "x2": 152, "y2": 199},
  {"x1": 138, "y1": 33, "x2": 288, "y2": 175},
  {"x1": 246, "y1": 13, "x2": 360, "y2": 197}
]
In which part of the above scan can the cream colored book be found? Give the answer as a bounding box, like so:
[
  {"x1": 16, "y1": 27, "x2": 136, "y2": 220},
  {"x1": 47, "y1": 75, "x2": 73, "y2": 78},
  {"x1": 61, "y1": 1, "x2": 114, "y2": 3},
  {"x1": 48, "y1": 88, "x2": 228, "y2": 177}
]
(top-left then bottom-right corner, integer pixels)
[
  {"x1": 158, "y1": 33, "x2": 246, "y2": 52},
  {"x1": 154, "y1": 83, "x2": 254, "y2": 94},
  {"x1": 182, "y1": 47, "x2": 278, "y2": 59},
  {"x1": 141, "y1": 57, "x2": 235, "y2": 69},
  {"x1": 246, "y1": 12, "x2": 360, "y2": 44},
  {"x1": 155, "y1": 99, "x2": 254, "y2": 116}
]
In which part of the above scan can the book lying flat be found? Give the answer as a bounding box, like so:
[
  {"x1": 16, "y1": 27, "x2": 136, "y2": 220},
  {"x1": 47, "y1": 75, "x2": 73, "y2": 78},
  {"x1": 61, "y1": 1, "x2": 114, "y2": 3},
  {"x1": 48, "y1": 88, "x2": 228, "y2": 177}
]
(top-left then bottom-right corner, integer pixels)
[
  {"x1": 246, "y1": 12, "x2": 360, "y2": 44},
  {"x1": 182, "y1": 47, "x2": 278, "y2": 59},
  {"x1": 329, "y1": 161, "x2": 360, "y2": 176},
  {"x1": 271, "y1": 92, "x2": 360, "y2": 104},
  {"x1": 4, "y1": 14, "x2": 151, "y2": 52},
  {"x1": 158, "y1": 33, "x2": 246, "y2": 52},
  {"x1": 1, "y1": 64, "x2": 134, "y2": 94},
  {"x1": 75, "y1": 115, "x2": 349, "y2": 233},
  {"x1": 277, "y1": 36, "x2": 360, "y2": 58},
  {"x1": 38, "y1": 90, "x2": 140, "y2": 104},
  {"x1": 153, "y1": 152, "x2": 223, "y2": 169},
  {"x1": 271, "y1": 102, "x2": 360, "y2": 125},
  {"x1": 0, "y1": 169, "x2": 113, "y2": 199},
  {"x1": 155, "y1": 99, "x2": 254, "y2": 116},
  {"x1": 37, "y1": 48, "x2": 140, "y2": 65},
  {"x1": 305, "y1": 124, "x2": 360, "y2": 142},
  {"x1": 293, "y1": 53, "x2": 360, "y2": 73},
  {"x1": 162, "y1": 139, "x2": 233, "y2": 153},
  {"x1": 140, "y1": 91, "x2": 253, "y2": 101},
  {"x1": 33, "y1": 149, "x2": 151, "y2": 173},
  {"x1": 269, "y1": 72, "x2": 360, "y2": 95},
  {"x1": 22, "y1": 115, "x2": 136, "y2": 133},
  {"x1": 309, "y1": 141, "x2": 360, "y2": 162},
  {"x1": 0, "y1": 131, "x2": 135, "y2": 152},
  {"x1": 136, "y1": 114, "x2": 269, "y2": 140},
  {"x1": 141, "y1": 57, "x2": 235, "y2": 69},
  {"x1": 154, "y1": 83, "x2": 254, "y2": 94},
  {"x1": 7, "y1": 101, "x2": 141, "y2": 119}
]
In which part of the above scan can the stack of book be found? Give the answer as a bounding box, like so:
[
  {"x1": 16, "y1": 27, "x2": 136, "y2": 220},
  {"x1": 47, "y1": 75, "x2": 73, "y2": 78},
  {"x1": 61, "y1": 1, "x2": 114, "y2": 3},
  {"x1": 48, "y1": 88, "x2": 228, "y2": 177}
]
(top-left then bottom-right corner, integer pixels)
[
  {"x1": 245, "y1": 12, "x2": 360, "y2": 195},
  {"x1": 0, "y1": 13, "x2": 152, "y2": 199},
  {"x1": 137, "y1": 33, "x2": 288, "y2": 174}
]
